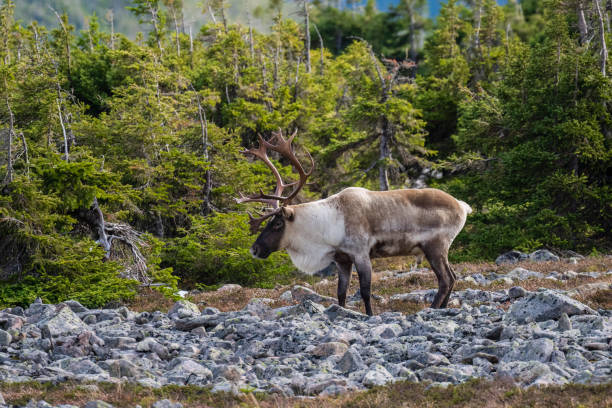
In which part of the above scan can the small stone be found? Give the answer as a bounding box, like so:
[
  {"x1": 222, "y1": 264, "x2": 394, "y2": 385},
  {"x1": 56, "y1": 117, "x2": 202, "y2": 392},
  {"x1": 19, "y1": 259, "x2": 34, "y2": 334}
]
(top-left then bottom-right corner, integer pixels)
[
  {"x1": 168, "y1": 300, "x2": 200, "y2": 319},
  {"x1": 84, "y1": 401, "x2": 114, "y2": 408},
  {"x1": 279, "y1": 290, "x2": 293, "y2": 302},
  {"x1": 502, "y1": 338, "x2": 554, "y2": 363},
  {"x1": 558, "y1": 313, "x2": 572, "y2": 331},
  {"x1": 584, "y1": 342, "x2": 609, "y2": 351},
  {"x1": 506, "y1": 268, "x2": 543, "y2": 281},
  {"x1": 83, "y1": 315, "x2": 97, "y2": 325},
  {"x1": 362, "y1": 365, "x2": 394, "y2": 387},
  {"x1": 152, "y1": 400, "x2": 183, "y2": 408},
  {"x1": 63, "y1": 300, "x2": 88, "y2": 313},
  {"x1": 337, "y1": 349, "x2": 366, "y2": 373},
  {"x1": 291, "y1": 285, "x2": 336, "y2": 303},
  {"x1": 508, "y1": 286, "x2": 527, "y2": 299},
  {"x1": 217, "y1": 284, "x2": 242, "y2": 292},
  {"x1": 529, "y1": 249, "x2": 560, "y2": 262},
  {"x1": 191, "y1": 326, "x2": 207, "y2": 338},
  {"x1": 0, "y1": 329, "x2": 12, "y2": 346},
  {"x1": 495, "y1": 250, "x2": 528, "y2": 265},
  {"x1": 485, "y1": 326, "x2": 503, "y2": 341},
  {"x1": 312, "y1": 342, "x2": 349, "y2": 358}
]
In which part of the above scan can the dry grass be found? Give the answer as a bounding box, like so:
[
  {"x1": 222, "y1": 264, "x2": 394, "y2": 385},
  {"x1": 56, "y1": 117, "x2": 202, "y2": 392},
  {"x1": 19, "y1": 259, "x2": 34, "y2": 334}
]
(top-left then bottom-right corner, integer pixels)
[
  {"x1": 1, "y1": 379, "x2": 610, "y2": 408},
  {"x1": 127, "y1": 288, "x2": 176, "y2": 313},
  {"x1": 126, "y1": 256, "x2": 612, "y2": 316}
]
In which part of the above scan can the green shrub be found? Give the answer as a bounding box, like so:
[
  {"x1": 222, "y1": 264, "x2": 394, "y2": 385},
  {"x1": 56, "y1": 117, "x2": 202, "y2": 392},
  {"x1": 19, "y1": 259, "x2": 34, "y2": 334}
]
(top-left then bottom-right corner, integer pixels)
[
  {"x1": 162, "y1": 213, "x2": 294, "y2": 288},
  {"x1": 0, "y1": 240, "x2": 138, "y2": 309}
]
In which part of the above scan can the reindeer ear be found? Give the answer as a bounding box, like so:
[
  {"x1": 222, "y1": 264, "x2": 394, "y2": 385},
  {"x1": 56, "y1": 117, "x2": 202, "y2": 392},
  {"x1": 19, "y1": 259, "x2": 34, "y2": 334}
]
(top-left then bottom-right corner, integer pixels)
[{"x1": 281, "y1": 207, "x2": 295, "y2": 221}]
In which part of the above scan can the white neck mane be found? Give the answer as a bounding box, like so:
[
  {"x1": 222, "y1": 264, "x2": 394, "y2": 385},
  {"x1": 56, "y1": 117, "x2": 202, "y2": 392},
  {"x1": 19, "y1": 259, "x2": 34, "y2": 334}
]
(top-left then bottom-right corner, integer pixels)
[{"x1": 281, "y1": 201, "x2": 345, "y2": 275}]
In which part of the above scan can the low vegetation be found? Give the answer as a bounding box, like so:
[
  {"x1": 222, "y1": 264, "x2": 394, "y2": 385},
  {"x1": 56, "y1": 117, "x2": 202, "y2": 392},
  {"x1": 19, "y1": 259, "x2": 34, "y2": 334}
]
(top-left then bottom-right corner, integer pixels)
[{"x1": 1, "y1": 379, "x2": 610, "y2": 408}]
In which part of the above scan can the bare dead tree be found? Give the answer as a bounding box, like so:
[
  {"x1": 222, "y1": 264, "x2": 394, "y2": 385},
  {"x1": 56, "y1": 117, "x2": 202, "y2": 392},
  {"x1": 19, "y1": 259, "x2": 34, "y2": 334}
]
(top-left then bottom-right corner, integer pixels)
[
  {"x1": 19, "y1": 131, "x2": 28, "y2": 179},
  {"x1": 56, "y1": 99, "x2": 69, "y2": 161},
  {"x1": 49, "y1": 7, "x2": 71, "y2": 78},
  {"x1": 302, "y1": 0, "x2": 311, "y2": 73},
  {"x1": 274, "y1": 38, "x2": 281, "y2": 89},
  {"x1": 3, "y1": 96, "x2": 13, "y2": 185},
  {"x1": 577, "y1": 1, "x2": 589, "y2": 44},
  {"x1": 106, "y1": 9, "x2": 115, "y2": 50},
  {"x1": 207, "y1": 4, "x2": 218, "y2": 24},
  {"x1": 31, "y1": 23, "x2": 40, "y2": 57},
  {"x1": 248, "y1": 12, "x2": 255, "y2": 60},
  {"x1": 171, "y1": 7, "x2": 181, "y2": 57},
  {"x1": 473, "y1": 0, "x2": 482, "y2": 52},
  {"x1": 193, "y1": 88, "x2": 213, "y2": 214},
  {"x1": 594, "y1": 0, "x2": 608, "y2": 76},
  {"x1": 313, "y1": 23, "x2": 324, "y2": 74}
]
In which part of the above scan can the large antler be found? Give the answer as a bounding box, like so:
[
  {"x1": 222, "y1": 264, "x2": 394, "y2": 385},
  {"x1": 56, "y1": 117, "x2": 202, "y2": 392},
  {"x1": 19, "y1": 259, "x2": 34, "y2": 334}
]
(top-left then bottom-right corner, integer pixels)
[{"x1": 236, "y1": 128, "x2": 314, "y2": 232}]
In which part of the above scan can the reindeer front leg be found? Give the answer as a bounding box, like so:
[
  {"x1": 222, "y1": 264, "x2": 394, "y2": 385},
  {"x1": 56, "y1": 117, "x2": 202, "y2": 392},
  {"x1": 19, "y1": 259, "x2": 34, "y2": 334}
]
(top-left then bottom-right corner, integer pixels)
[{"x1": 353, "y1": 255, "x2": 373, "y2": 316}]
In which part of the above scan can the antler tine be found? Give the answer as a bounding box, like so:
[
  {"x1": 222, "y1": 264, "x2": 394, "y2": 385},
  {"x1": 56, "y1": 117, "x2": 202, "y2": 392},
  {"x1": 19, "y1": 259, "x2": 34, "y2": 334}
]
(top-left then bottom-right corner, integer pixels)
[
  {"x1": 238, "y1": 133, "x2": 296, "y2": 208},
  {"x1": 246, "y1": 208, "x2": 282, "y2": 234},
  {"x1": 259, "y1": 128, "x2": 315, "y2": 204},
  {"x1": 237, "y1": 128, "x2": 314, "y2": 213}
]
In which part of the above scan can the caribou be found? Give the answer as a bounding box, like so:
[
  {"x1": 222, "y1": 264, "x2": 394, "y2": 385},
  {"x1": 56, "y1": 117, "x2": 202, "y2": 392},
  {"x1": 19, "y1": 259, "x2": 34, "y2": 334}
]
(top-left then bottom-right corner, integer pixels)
[{"x1": 237, "y1": 129, "x2": 472, "y2": 316}]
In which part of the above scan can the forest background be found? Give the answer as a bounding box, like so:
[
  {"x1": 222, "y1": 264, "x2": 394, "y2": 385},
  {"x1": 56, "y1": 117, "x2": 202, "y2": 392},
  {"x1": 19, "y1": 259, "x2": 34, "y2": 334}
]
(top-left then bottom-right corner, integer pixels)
[{"x1": 0, "y1": 0, "x2": 610, "y2": 308}]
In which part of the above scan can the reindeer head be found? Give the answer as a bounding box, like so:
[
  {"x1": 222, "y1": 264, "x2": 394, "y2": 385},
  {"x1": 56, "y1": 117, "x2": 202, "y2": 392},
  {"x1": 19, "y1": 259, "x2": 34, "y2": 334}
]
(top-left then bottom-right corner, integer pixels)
[{"x1": 236, "y1": 129, "x2": 313, "y2": 259}]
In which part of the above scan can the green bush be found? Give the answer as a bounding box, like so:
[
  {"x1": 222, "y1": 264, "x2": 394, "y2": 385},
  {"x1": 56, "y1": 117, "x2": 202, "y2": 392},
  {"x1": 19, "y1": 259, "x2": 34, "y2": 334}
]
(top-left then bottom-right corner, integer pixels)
[
  {"x1": 0, "y1": 240, "x2": 138, "y2": 309},
  {"x1": 162, "y1": 213, "x2": 294, "y2": 289}
]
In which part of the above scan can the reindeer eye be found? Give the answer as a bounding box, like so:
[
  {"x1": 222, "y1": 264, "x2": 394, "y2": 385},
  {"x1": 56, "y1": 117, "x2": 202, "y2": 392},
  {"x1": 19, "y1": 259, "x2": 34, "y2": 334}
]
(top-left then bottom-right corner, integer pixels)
[{"x1": 273, "y1": 219, "x2": 284, "y2": 229}]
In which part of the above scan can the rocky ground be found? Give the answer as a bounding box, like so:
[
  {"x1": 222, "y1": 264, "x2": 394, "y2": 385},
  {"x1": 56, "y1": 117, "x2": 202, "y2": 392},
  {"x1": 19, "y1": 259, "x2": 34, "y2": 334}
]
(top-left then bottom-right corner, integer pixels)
[{"x1": 0, "y1": 252, "x2": 610, "y2": 408}]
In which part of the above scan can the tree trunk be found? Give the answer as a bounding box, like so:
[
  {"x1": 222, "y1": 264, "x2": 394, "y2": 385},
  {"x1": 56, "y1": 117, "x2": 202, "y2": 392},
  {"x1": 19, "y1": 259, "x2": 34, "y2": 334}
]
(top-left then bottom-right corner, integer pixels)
[
  {"x1": 248, "y1": 13, "x2": 255, "y2": 60},
  {"x1": 91, "y1": 197, "x2": 112, "y2": 259},
  {"x1": 19, "y1": 131, "x2": 29, "y2": 179},
  {"x1": 313, "y1": 24, "x2": 324, "y2": 74},
  {"x1": 195, "y1": 92, "x2": 212, "y2": 214},
  {"x1": 408, "y1": 5, "x2": 417, "y2": 61},
  {"x1": 148, "y1": 4, "x2": 163, "y2": 56},
  {"x1": 50, "y1": 8, "x2": 71, "y2": 78},
  {"x1": 577, "y1": 1, "x2": 588, "y2": 44},
  {"x1": 108, "y1": 9, "x2": 115, "y2": 50},
  {"x1": 4, "y1": 96, "x2": 14, "y2": 185},
  {"x1": 57, "y1": 99, "x2": 69, "y2": 161},
  {"x1": 171, "y1": 7, "x2": 181, "y2": 57},
  {"x1": 595, "y1": 0, "x2": 608, "y2": 76},
  {"x1": 304, "y1": 0, "x2": 311, "y2": 73},
  {"x1": 207, "y1": 5, "x2": 217, "y2": 24},
  {"x1": 379, "y1": 118, "x2": 391, "y2": 191},
  {"x1": 274, "y1": 40, "x2": 280, "y2": 89}
]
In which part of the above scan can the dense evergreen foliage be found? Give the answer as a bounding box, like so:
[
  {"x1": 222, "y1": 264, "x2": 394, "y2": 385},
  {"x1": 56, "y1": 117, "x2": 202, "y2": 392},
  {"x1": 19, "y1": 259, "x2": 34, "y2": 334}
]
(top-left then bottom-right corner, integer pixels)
[{"x1": 0, "y1": 0, "x2": 610, "y2": 307}]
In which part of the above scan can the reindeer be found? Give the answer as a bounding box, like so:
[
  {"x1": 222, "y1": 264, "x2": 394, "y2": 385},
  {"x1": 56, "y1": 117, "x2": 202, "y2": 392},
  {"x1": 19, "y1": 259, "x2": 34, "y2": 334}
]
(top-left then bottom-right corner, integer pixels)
[{"x1": 237, "y1": 129, "x2": 472, "y2": 316}]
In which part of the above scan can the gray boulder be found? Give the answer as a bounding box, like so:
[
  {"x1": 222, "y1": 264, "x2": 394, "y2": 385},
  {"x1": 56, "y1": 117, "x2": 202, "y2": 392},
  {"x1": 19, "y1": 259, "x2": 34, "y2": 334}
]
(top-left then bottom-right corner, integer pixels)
[
  {"x1": 37, "y1": 304, "x2": 88, "y2": 338},
  {"x1": 362, "y1": 365, "x2": 394, "y2": 387},
  {"x1": 495, "y1": 250, "x2": 528, "y2": 265},
  {"x1": 168, "y1": 300, "x2": 200, "y2": 319},
  {"x1": 502, "y1": 338, "x2": 554, "y2": 363},
  {"x1": 291, "y1": 285, "x2": 336, "y2": 303},
  {"x1": 84, "y1": 401, "x2": 114, "y2": 408},
  {"x1": 506, "y1": 268, "x2": 544, "y2": 281},
  {"x1": 337, "y1": 348, "x2": 366, "y2": 373},
  {"x1": 152, "y1": 400, "x2": 183, "y2": 408},
  {"x1": 508, "y1": 290, "x2": 596, "y2": 323},
  {"x1": 324, "y1": 304, "x2": 368, "y2": 321},
  {"x1": 0, "y1": 329, "x2": 11, "y2": 346},
  {"x1": 529, "y1": 249, "x2": 560, "y2": 262},
  {"x1": 497, "y1": 361, "x2": 561, "y2": 387}
]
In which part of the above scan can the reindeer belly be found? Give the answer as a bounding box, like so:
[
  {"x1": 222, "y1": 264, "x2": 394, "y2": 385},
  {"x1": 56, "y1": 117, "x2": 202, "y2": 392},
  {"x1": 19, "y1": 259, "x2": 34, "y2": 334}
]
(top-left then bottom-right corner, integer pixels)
[{"x1": 369, "y1": 236, "x2": 423, "y2": 258}]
